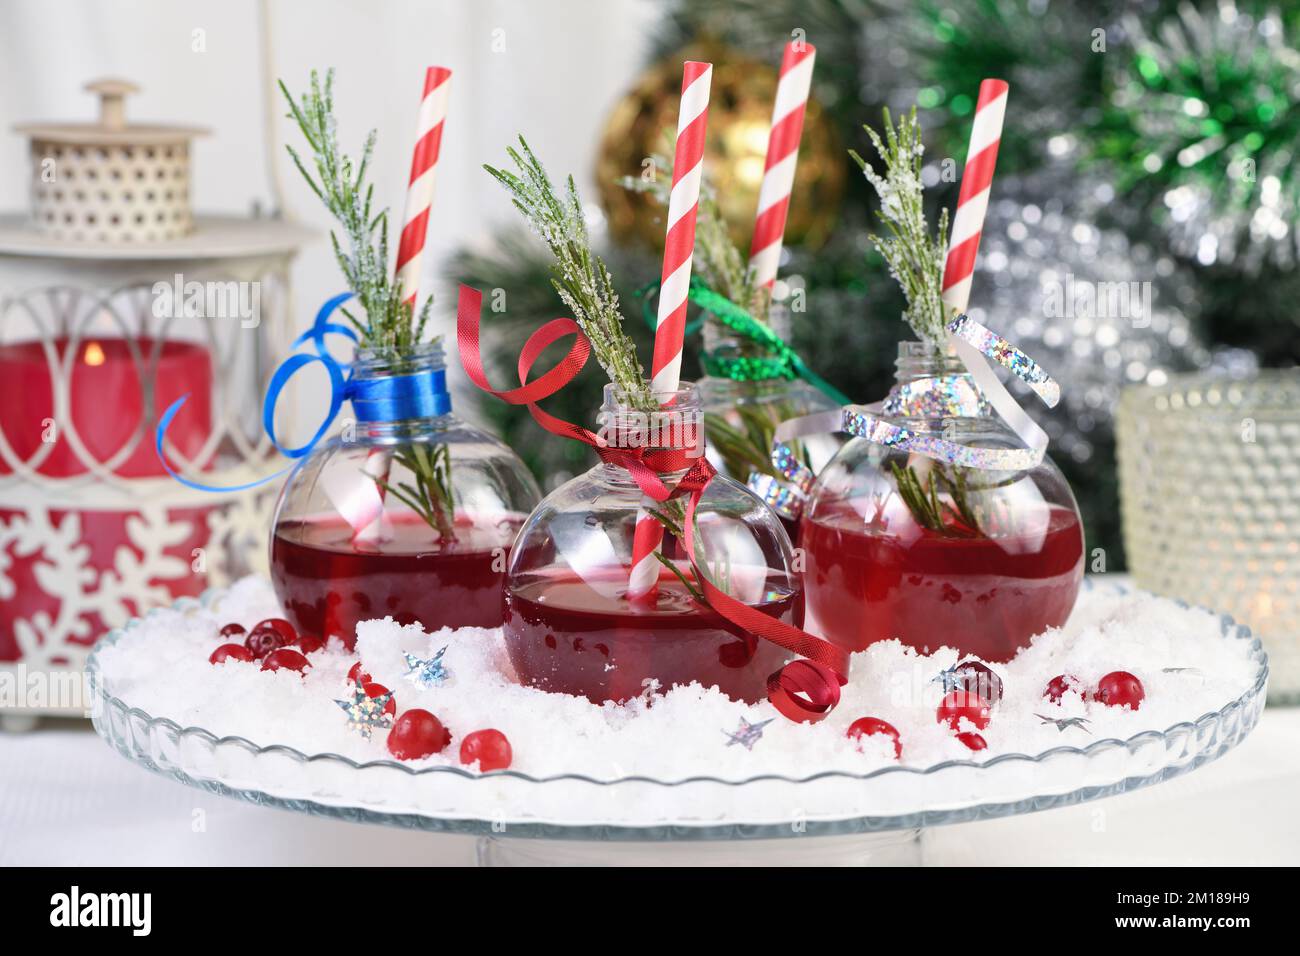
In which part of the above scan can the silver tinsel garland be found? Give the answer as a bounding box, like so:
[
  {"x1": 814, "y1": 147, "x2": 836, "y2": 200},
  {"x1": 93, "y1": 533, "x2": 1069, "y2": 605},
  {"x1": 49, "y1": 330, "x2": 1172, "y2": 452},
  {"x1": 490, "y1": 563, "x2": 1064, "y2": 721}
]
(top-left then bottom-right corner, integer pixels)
[{"x1": 957, "y1": 176, "x2": 1255, "y2": 464}]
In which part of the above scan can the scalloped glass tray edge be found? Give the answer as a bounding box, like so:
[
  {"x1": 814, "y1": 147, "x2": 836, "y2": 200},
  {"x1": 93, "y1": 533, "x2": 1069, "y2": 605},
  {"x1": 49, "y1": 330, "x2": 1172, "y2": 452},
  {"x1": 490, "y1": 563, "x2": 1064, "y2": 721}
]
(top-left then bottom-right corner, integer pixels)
[{"x1": 86, "y1": 581, "x2": 1269, "y2": 841}]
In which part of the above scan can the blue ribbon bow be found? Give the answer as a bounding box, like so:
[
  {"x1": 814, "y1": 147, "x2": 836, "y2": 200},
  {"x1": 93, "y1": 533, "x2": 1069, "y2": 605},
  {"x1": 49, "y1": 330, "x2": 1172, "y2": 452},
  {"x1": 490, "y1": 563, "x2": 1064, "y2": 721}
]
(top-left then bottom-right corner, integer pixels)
[{"x1": 155, "y1": 291, "x2": 450, "y2": 493}]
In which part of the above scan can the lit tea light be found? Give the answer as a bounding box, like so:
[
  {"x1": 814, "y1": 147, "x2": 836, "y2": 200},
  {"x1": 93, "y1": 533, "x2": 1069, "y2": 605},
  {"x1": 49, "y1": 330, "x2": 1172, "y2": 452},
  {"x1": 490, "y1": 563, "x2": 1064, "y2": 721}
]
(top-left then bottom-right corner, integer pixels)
[
  {"x1": 1250, "y1": 592, "x2": 1273, "y2": 622},
  {"x1": 0, "y1": 336, "x2": 212, "y2": 478}
]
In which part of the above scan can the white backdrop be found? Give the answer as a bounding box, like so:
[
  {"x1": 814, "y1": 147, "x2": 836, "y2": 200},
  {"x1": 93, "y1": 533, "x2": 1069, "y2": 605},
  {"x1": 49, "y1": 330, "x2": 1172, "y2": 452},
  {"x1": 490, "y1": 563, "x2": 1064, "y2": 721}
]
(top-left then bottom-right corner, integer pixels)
[{"x1": 0, "y1": 0, "x2": 660, "y2": 426}]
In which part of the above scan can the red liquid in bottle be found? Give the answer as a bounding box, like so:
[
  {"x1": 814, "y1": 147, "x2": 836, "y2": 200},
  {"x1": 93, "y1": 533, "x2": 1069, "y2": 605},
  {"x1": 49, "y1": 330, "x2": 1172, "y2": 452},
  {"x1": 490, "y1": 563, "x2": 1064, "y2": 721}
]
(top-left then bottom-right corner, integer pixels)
[
  {"x1": 778, "y1": 514, "x2": 801, "y2": 547},
  {"x1": 801, "y1": 503, "x2": 1083, "y2": 662},
  {"x1": 271, "y1": 513, "x2": 519, "y2": 649},
  {"x1": 503, "y1": 568, "x2": 802, "y2": 704}
]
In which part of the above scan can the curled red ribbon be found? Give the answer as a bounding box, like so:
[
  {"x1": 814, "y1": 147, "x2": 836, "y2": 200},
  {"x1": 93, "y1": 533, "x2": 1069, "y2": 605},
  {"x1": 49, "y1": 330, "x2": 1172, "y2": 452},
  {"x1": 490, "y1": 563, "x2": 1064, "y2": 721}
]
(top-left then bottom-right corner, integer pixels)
[{"x1": 457, "y1": 285, "x2": 848, "y2": 722}]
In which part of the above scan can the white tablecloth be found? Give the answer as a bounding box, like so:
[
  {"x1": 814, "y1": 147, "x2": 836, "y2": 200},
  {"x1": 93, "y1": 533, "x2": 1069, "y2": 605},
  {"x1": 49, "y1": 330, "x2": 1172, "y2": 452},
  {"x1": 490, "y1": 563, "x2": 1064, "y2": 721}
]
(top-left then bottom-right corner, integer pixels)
[{"x1": 3, "y1": 709, "x2": 1297, "y2": 866}]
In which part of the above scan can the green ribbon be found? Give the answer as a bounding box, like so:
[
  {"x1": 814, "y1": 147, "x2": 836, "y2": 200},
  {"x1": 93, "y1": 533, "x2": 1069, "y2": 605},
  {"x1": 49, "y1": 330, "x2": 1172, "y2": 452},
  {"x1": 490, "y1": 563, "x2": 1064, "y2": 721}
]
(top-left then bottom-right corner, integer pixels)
[{"x1": 634, "y1": 277, "x2": 851, "y2": 407}]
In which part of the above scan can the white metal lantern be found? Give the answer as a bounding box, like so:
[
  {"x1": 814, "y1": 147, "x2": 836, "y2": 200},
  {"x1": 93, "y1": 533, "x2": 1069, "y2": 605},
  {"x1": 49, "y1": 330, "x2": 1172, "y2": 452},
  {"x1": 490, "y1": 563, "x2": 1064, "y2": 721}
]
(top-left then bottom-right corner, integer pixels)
[{"x1": 0, "y1": 78, "x2": 313, "y2": 727}]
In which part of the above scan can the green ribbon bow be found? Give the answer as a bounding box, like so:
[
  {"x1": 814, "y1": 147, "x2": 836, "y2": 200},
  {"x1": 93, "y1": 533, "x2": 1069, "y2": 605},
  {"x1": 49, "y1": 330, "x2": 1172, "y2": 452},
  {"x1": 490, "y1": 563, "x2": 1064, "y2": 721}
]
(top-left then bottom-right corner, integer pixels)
[{"x1": 635, "y1": 277, "x2": 851, "y2": 407}]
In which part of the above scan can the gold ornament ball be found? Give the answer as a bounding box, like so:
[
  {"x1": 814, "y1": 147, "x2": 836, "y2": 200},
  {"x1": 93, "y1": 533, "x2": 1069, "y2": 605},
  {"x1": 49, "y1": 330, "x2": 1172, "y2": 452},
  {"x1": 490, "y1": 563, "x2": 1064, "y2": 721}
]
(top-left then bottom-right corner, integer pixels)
[{"x1": 596, "y1": 42, "x2": 844, "y2": 254}]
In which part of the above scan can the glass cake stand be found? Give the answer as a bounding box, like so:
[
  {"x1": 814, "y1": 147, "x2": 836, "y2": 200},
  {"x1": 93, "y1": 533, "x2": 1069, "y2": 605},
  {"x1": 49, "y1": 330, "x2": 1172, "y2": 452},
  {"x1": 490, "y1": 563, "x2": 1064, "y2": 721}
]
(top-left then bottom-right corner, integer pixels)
[{"x1": 86, "y1": 583, "x2": 1269, "y2": 866}]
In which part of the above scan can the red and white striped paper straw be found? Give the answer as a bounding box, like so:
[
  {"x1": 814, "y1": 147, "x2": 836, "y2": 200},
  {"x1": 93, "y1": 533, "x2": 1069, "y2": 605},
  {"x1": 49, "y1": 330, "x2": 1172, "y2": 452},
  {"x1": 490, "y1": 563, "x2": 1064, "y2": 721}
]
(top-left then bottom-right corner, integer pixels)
[
  {"x1": 940, "y1": 78, "x2": 1008, "y2": 316},
  {"x1": 394, "y1": 65, "x2": 453, "y2": 307},
  {"x1": 650, "y1": 60, "x2": 713, "y2": 396},
  {"x1": 748, "y1": 41, "x2": 816, "y2": 291},
  {"x1": 354, "y1": 66, "x2": 452, "y2": 544},
  {"x1": 628, "y1": 60, "x2": 713, "y2": 602}
]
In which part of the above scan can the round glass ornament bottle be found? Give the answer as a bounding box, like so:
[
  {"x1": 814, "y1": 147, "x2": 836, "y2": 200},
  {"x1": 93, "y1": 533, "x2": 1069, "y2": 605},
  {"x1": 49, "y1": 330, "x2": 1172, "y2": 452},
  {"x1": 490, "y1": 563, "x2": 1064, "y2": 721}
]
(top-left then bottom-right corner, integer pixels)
[
  {"x1": 801, "y1": 341, "x2": 1085, "y2": 662},
  {"x1": 696, "y1": 303, "x2": 842, "y2": 537},
  {"x1": 503, "y1": 382, "x2": 803, "y2": 704},
  {"x1": 269, "y1": 342, "x2": 540, "y2": 648}
]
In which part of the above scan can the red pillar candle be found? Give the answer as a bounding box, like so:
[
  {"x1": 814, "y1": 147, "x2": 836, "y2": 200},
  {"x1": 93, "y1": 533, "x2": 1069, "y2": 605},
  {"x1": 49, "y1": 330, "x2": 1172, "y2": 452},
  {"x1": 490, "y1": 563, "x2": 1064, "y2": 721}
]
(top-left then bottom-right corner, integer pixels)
[
  {"x1": 0, "y1": 336, "x2": 212, "y2": 477},
  {"x1": 0, "y1": 336, "x2": 214, "y2": 664}
]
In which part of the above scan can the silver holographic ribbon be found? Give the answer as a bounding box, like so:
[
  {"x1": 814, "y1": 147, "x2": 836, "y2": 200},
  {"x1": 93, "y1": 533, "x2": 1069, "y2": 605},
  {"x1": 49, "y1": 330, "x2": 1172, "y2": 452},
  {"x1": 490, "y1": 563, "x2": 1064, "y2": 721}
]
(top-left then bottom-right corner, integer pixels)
[{"x1": 771, "y1": 314, "x2": 1061, "y2": 481}]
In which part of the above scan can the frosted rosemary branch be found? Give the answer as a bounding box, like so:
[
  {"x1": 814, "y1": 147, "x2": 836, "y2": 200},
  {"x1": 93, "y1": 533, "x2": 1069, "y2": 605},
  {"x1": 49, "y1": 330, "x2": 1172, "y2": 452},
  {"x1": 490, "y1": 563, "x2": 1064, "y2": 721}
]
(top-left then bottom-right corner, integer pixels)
[
  {"x1": 281, "y1": 68, "x2": 451, "y2": 537},
  {"x1": 486, "y1": 137, "x2": 656, "y2": 411},
  {"x1": 280, "y1": 69, "x2": 432, "y2": 356},
  {"x1": 376, "y1": 445, "x2": 456, "y2": 540},
  {"x1": 618, "y1": 151, "x2": 763, "y2": 319},
  {"x1": 850, "y1": 106, "x2": 950, "y2": 349},
  {"x1": 489, "y1": 138, "x2": 728, "y2": 592}
]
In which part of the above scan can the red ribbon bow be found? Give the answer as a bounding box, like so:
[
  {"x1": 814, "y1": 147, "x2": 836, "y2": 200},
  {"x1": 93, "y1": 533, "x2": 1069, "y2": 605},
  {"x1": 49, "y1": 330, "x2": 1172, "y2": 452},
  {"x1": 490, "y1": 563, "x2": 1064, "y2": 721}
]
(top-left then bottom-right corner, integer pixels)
[{"x1": 457, "y1": 285, "x2": 847, "y2": 722}]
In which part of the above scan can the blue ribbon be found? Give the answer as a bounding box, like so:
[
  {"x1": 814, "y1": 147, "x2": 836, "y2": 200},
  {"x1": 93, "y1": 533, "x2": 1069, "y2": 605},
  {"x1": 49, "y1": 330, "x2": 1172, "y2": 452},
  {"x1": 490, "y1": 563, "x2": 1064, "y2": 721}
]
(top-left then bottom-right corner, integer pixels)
[{"x1": 155, "y1": 291, "x2": 450, "y2": 493}]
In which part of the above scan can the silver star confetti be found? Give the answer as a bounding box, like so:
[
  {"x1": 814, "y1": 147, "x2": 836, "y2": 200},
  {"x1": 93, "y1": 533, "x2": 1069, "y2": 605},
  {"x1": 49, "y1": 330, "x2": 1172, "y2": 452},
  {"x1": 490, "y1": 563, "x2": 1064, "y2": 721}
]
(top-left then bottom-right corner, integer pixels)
[
  {"x1": 932, "y1": 665, "x2": 967, "y2": 694},
  {"x1": 334, "y1": 679, "x2": 394, "y2": 739},
  {"x1": 1035, "y1": 713, "x2": 1092, "y2": 734},
  {"x1": 932, "y1": 661, "x2": 1004, "y2": 703},
  {"x1": 403, "y1": 646, "x2": 450, "y2": 689},
  {"x1": 723, "y1": 717, "x2": 775, "y2": 750}
]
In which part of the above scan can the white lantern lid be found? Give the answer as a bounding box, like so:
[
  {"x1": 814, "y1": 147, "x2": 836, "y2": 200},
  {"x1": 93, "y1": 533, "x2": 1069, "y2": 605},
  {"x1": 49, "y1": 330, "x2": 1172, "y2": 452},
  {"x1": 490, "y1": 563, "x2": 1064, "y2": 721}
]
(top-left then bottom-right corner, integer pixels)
[{"x1": 14, "y1": 78, "x2": 209, "y2": 146}]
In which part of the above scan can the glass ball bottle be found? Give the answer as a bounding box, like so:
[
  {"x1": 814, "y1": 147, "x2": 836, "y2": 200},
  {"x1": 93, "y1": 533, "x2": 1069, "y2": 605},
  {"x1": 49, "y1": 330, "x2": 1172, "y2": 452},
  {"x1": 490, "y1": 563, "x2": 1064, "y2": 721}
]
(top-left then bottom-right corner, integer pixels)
[
  {"x1": 269, "y1": 342, "x2": 540, "y2": 648},
  {"x1": 503, "y1": 382, "x2": 803, "y2": 704},
  {"x1": 800, "y1": 341, "x2": 1085, "y2": 662},
  {"x1": 697, "y1": 303, "x2": 842, "y2": 539}
]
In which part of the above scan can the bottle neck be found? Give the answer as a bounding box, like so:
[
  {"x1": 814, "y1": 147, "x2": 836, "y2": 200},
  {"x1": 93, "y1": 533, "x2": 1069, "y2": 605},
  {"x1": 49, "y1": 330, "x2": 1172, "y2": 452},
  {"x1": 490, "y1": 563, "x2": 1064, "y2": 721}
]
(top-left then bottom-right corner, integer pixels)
[
  {"x1": 594, "y1": 381, "x2": 704, "y2": 470},
  {"x1": 884, "y1": 340, "x2": 989, "y2": 420},
  {"x1": 350, "y1": 341, "x2": 454, "y2": 437},
  {"x1": 702, "y1": 303, "x2": 791, "y2": 363}
]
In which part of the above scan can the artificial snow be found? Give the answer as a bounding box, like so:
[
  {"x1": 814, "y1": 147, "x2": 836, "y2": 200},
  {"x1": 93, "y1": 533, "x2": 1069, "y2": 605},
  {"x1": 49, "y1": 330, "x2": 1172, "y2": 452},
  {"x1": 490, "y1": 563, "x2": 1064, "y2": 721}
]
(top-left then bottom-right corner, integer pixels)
[{"x1": 94, "y1": 576, "x2": 1260, "y2": 783}]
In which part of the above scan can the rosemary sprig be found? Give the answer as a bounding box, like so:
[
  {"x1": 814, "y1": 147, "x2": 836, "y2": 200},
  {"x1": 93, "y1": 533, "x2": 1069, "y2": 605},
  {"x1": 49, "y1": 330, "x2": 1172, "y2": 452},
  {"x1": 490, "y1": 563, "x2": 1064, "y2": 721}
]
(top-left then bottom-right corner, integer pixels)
[
  {"x1": 280, "y1": 69, "x2": 452, "y2": 536},
  {"x1": 890, "y1": 460, "x2": 982, "y2": 537},
  {"x1": 703, "y1": 412, "x2": 773, "y2": 478},
  {"x1": 647, "y1": 504, "x2": 730, "y2": 597},
  {"x1": 851, "y1": 106, "x2": 950, "y2": 349},
  {"x1": 374, "y1": 445, "x2": 456, "y2": 541},
  {"x1": 279, "y1": 69, "x2": 432, "y2": 355},
  {"x1": 704, "y1": 401, "x2": 811, "y2": 482},
  {"x1": 618, "y1": 150, "x2": 763, "y2": 318},
  {"x1": 855, "y1": 106, "x2": 988, "y2": 536},
  {"x1": 937, "y1": 466, "x2": 981, "y2": 531},
  {"x1": 652, "y1": 553, "x2": 705, "y2": 603},
  {"x1": 488, "y1": 136, "x2": 744, "y2": 601},
  {"x1": 485, "y1": 137, "x2": 655, "y2": 411}
]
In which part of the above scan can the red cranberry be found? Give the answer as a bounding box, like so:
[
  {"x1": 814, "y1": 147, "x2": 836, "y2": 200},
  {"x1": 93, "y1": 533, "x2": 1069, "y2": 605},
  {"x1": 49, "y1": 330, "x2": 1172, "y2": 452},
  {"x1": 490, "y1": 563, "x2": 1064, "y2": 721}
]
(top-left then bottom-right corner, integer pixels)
[
  {"x1": 386, "y1": 709, "x2": 452, "y2": 760},
  {"x1": 253, "y1": 617, "x2": 296, "y2": 643},
  {"x1": 218, "y1": 622, "x2": 246, "y2": 639},
  {"x1": 846, "y1": 717, "x2": 903, "y2": 760},
  {"x1": 936, "y1": 690, "x2": 991, "y2": 731},
  {"x1": 209, "y1": 643, "x2": 254, "y2": 665},
  {"x1": 244, "y1": 627, "x2": 288, "y2": 660},
  {"x1": 295, "y1": 634, "x2": 324, "y2": 655},
  {"x1": 955, "y1": 732, "x2": 988, "y2": 752},
  {"x1": 347, "y1": 661, "x2": 371, "y2": 686},
  {"x1": 459, "y1": 729, "x2": 513, "y2": 772},
  {"x1": 1095, "y1": 671, "x2": 1145, "y2": 710},
  {"x1": 1044, "y1": 674, "x2": 1084, "y2": 704},
  {"x1": 364, "y1": 682, "x2": 397, "y2": 718},
  {"x1": 260, "y1": 648, "x2": 311, "y2": 675},
  {"x1": 951, "y1": 658, "x2": 1004, "y2": 704}
]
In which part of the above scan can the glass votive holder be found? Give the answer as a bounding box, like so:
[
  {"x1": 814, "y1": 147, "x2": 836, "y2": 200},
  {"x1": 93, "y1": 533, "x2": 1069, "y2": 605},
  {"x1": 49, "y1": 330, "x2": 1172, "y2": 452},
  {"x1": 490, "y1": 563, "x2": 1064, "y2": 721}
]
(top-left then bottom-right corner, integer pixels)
[{"x1": 1117, "y1": 370, "x2": 1300, "y2": 704}]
